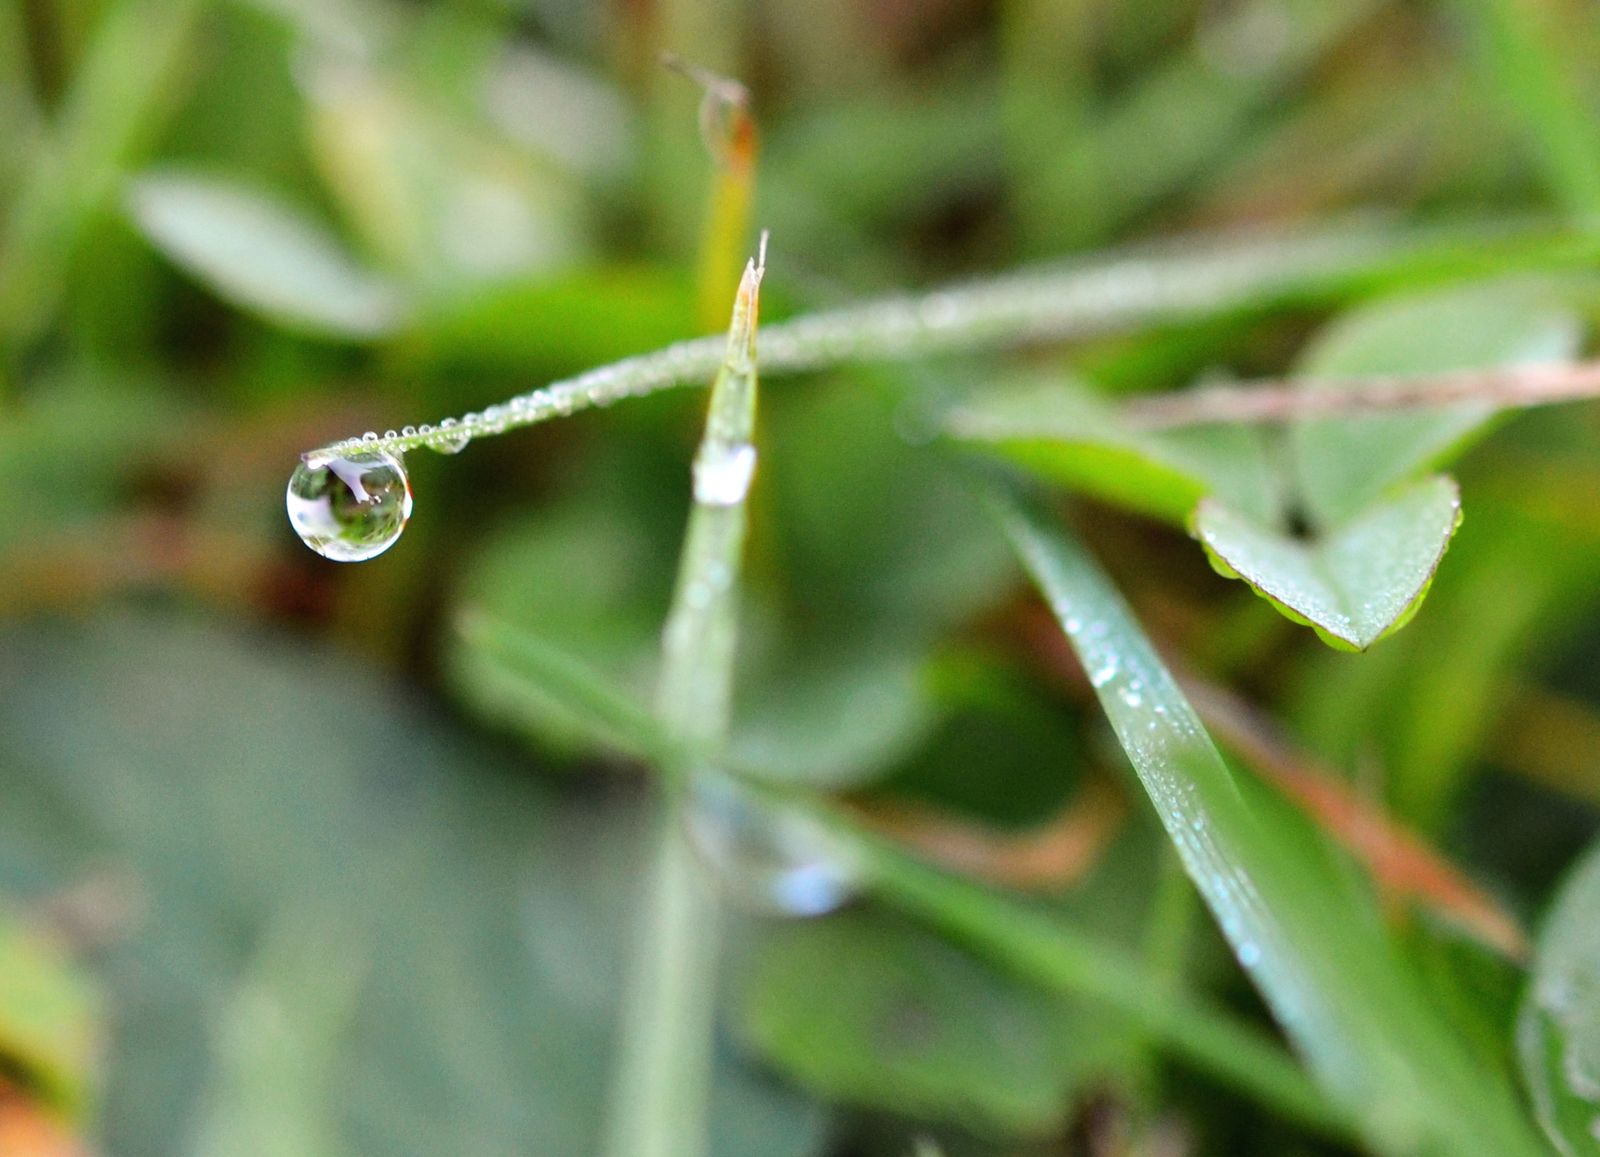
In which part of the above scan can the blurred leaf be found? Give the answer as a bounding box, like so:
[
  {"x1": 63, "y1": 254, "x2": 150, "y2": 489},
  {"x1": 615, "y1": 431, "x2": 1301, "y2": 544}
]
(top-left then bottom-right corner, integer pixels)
[
  {"x1": 1519, "y1": 835, "x2": 1600, "y2": 1155},
  {"x1": 125, "y1": 170, "x2": 408, "y2": 338},
  {"x1": 949, "y1": 378, "x2": 1280, "y2": 525},
  {"x1": 413, "y1": 266, "x2": 696, "y2": 372},
  {"x1": 0, "y1": 917, "x2": 98, "y2": 1117},
  {"x1": 1289, "y1": 280, "x2": 1583, "y2": 527},
  {"x1": 0, "y1": 0, "x2": 202, "y2": 349},
  {"x1": 1194, "y1": 474, "x2": 1462, "y2": 651},
  {"x1": 740, "y1": 910, "x2": 1106, "y2": 1137},
  {"x1": 0, "y1": 611, "x2": 826, "y2": 1157},
  {"x1": 995, "y1": 482, "x2": 1547, "y2": 1156},
  {"x1": 299, "y1": 53, "x2": 587, "y2": 293}
]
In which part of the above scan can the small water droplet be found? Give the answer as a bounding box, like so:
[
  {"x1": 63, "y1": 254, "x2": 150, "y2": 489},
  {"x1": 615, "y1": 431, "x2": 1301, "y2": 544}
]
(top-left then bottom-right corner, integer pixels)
[
  {"x1": 1089, "y1": 660, "x2": 1117, "y2": 688},
  {"x1": 401, "y1": 425, "x2": 417, "y2": 437},
  {"x1": 685, "y1": 778, "x2": 859, "y2": 917},
  {"x1": 693, "y1": 444, "x2": 757, "y2": 506},
  {"x1": 1064, "y1": 617, "x2": 1082, "y2": 633},
  {"x1": 286, "y1": 449, "x2": 412, "y2": 562},
  {"x1": 431, "y1": 418, "x2": 469, "y2": 455},
  {"x1": 361, "y1": 431, "x2": 378, "y2": 443},
  {"x1": 1237, "y1": 941, "x2": 1261, "y2": 969}
]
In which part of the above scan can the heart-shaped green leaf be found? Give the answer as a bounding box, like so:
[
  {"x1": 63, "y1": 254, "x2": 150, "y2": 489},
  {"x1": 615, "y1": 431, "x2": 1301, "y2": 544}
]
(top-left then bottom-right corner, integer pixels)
[{"x1": 1193, "y1": 475, "x2": 1462, "y2": 651}]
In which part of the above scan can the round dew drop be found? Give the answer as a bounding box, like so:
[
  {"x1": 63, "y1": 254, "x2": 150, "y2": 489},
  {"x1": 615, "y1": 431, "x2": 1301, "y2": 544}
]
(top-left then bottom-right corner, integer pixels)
[{"x1": 286, "y1": 449, "x2": 413, "y2": 562}]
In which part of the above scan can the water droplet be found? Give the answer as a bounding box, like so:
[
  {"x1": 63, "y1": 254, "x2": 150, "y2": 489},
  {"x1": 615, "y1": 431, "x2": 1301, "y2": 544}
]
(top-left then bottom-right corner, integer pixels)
[
  {"x1": 286, "y1": 449, "x2": 412, "y2": 562},
  {"x1": 692, "y1": 444, "x2": 757, "y2": 506},
  {"x1": 430, "y1": 418, "x2": 469, "y2": 455},
  {"x1": 685, "y1": 778, "x2": 859, "y2": 917},
  {"x1": 1089, "y1": 660, "x2": 1118, "y2": 688},
  {"x1": 1237, "y1": 940, "x2": 1261, "y2": 969}
]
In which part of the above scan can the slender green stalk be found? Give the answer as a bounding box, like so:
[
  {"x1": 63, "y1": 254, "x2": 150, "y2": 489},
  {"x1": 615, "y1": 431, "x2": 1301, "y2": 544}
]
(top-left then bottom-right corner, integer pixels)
[
  {"x1": 603, "y1": 244, "x2": 765, "y2": 1157},
  {"x1": 304, "y1": 217, "x2": 1600, "y2": 463}
]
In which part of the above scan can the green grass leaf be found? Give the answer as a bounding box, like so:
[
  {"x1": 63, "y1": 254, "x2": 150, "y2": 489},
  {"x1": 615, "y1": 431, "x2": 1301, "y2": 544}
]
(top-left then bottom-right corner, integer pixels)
[
  {"x1": 1519, "y1": 836, "x2": 1600, "y2": 1155},
  {"x1": 125, "y1": 170, "x2": 408, "y2": 338},
  {"x1": 1193, "y1": 474, "x2": 1462, "y2": 651},
  {"x1": 605, "y1": 250, "x2": 767, "y2": 1157},
  {"x1": 993, "y1": 480, "x2": 1547, "y2": 1156}
]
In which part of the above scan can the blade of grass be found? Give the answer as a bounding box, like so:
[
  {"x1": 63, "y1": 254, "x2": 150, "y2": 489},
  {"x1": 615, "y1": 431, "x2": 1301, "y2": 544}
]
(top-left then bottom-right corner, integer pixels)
[
  {"x1": 1447, "y1": 0, "x2": 1600, "y2": 221},
  {"x1": 0, "y1": 0, "x2": 203, "y2": 354},
  {"x1": 989, "y1": 477, "x2": 1545, "y2": 1156},
  {"x1": 603, "y1": 242, "x2": 765, "y2": 1157},
  {"x1": 458, "y1": 617, "x2": 1344, "y2": 1136},
  {"x1": 309, "y1": 216, "x2": 1600, "y2": 461}
]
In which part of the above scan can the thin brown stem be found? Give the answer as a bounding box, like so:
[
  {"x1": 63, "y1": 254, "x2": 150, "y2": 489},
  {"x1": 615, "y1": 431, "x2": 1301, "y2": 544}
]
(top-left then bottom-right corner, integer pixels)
[{"x1": 1123, "y1": 359, "x2": 1600, "y2": 430}]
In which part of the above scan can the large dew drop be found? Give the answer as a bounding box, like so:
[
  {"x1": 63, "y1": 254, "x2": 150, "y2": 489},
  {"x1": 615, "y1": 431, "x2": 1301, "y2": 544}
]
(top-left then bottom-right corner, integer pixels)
[
  {"x1": 286, "y1": 449, "x2": 413, "y2": 562},
  {"x1": 685, "y1": 777, "x2": 860, "y2": 917}
]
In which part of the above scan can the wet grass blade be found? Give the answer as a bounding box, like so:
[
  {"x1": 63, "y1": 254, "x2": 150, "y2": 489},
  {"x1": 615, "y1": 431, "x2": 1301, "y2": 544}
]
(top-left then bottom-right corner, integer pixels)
[
  {"x1": 459, "y1": 616, "x2": 1343, "y2": 1135},
  {"x1": 990, "y1": 479, "x2": 1546, "y2": 1157},
  {"x1": 603, "y1": 245, "x2": 765, "y2": 1157}
]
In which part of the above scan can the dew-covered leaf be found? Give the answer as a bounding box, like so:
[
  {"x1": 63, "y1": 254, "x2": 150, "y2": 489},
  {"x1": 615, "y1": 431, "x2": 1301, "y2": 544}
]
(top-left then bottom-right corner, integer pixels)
[
  {"x1": 1193, "y1": 474, "x2": 1462, "y2": 651},
  {"x1": 948, "y1": 378, "x2": 1279, "y2": 524},
  {"x1": 996, "y1": 484, "x2": 1547, "y2": 1157},
  {"x1": 126, "y1": 171, "x2": 407, "y2": 338},
  {"x1": 1519, "y1": 837, "x2": 1600, "y2": 1155},
  {"x1": 0, "y1": 611, "x2": 826, "y2": 1157},
  {"x1": 1290, "y1": 280, "x2": 1582, "y2": 527}
]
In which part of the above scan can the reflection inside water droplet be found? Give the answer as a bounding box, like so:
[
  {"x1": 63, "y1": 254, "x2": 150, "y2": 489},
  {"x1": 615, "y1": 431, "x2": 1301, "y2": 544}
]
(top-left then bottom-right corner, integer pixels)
[
  {"x1": 286, "y1": 448, "x2": 412, "y2": 562},
  {"x1": 684, "y1": 777, "x2": 859, "y2": 917}
]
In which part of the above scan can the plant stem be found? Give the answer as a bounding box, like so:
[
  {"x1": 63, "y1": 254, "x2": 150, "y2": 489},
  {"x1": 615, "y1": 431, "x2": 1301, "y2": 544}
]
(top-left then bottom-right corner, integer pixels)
[
  {"x1": 603, "y1": 246, "x2": 765, "y2": 1157},
  {"x1": 305, "y1": 217, "x2": 1600, "y2": 462},
  {"x1": 1123, "y1": 358, "x2": 1600, "y2": 429}
]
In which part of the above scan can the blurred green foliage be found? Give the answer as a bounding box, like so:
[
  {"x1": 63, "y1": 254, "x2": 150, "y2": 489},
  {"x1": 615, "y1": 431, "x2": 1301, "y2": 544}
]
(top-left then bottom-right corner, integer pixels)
[{"x1": 5, "y1": 0, "x2": 1600, "y2": 1154}]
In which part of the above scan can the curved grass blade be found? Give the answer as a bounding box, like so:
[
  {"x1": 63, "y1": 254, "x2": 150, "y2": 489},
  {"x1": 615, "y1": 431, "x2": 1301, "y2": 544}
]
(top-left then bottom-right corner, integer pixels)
[
  {"x1": 990, "y1": 479, "x2": 1545, "y2": 1157},
  {"x1": 603, "y1": 244, "x2": 766, "y2": 1157},
  {"x1": 458, "y1": 615, "x2": 1342, "y2": 1136},
  {"x1": 1519, "y1": 836, "x2": 1600, "y2": 1155}
]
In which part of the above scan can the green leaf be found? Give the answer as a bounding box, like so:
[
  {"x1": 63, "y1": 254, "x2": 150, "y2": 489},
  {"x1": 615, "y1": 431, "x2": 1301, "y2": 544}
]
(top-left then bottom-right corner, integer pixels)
[
  {"x1": 1290, "y1": 280, "x2": 1582, "y2": 527},
  {"x1": 739, "y1": 910, "x2": 1119, "y2": 1136},
  {"x1": 949, "y1": 378, "x2": 1280, "y2": 525},
  {"x1": 0, "y1": 611, "x2": 826, "y2": 1157},
  {"x1": 994, "y1": 481, "x2": 1547, "y2": 1157},
  {"x1": 125, "y1": 170, "x2": 408, "y2": 338},
  {"x1": 1519, "y1": 837, "x2": 1600, "y2": 1155},
  {"x1": 1192, "y1": 474, "x2": 1463, "y2": 651}
]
